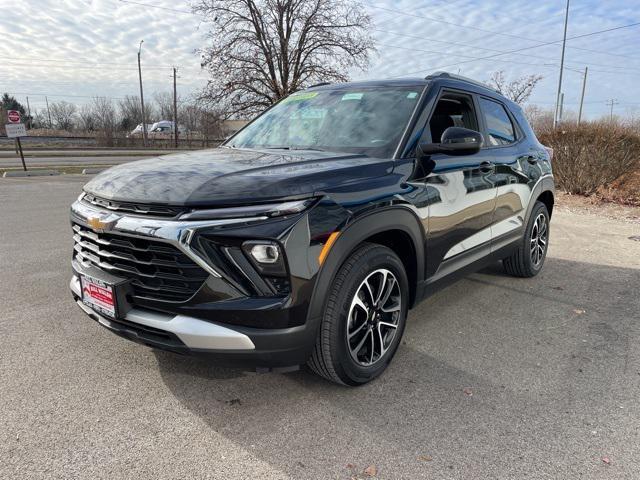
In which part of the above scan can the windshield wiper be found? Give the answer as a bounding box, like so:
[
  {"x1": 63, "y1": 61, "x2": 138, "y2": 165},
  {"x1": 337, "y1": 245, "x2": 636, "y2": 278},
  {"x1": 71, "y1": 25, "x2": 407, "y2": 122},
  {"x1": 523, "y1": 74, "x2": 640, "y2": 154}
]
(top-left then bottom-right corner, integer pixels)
[{"x1": 263, "y1": 146, "x2": 324, "y2": 152}]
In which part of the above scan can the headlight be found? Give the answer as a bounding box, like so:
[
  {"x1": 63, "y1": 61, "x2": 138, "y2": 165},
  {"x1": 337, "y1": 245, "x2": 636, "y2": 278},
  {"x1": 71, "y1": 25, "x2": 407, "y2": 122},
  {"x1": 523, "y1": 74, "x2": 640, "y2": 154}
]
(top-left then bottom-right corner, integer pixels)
[{"x1": 179, "y1": 198, "x2": 316, "y2": 221}]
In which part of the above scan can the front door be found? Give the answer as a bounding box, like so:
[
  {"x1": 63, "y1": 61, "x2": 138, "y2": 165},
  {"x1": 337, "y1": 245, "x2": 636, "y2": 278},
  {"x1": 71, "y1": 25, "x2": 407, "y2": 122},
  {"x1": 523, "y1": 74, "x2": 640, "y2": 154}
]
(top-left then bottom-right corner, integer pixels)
[{"x1": 416, "y1": 90, "x2": 499, "y2": 280}]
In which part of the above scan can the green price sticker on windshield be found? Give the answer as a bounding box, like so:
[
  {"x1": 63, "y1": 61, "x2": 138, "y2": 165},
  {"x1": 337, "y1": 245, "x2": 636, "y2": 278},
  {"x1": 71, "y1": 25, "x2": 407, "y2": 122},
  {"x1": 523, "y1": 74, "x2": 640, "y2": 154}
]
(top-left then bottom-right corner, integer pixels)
[{"x1": 282, "y1": 92, "x2": 319, "y2": 103}]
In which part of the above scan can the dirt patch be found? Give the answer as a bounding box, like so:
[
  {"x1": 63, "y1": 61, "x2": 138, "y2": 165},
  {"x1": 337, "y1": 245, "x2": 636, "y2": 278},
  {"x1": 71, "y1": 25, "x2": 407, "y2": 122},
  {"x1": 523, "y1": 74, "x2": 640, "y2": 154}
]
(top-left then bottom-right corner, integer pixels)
[
  {"x1": 555, "y1": 191, "x2": 640, "y2": 224},
  {"x1": 597, "y1": 169, "x2": 640, "y2": 207}
]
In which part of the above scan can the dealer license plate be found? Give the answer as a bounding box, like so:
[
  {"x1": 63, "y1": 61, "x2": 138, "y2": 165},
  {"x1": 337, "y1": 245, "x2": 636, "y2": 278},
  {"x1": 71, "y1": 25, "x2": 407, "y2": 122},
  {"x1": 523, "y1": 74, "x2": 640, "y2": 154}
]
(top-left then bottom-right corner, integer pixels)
[{"x1": 81, "y1": 275, "x2": 116, "y2": 318}]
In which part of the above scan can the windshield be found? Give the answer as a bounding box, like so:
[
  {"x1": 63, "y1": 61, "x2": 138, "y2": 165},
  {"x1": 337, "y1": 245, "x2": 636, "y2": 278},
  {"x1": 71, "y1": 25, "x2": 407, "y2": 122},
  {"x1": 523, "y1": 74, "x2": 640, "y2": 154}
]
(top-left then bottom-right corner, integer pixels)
[{"x1": 227, "y1": 86, "x2": 424, "y2": 158}]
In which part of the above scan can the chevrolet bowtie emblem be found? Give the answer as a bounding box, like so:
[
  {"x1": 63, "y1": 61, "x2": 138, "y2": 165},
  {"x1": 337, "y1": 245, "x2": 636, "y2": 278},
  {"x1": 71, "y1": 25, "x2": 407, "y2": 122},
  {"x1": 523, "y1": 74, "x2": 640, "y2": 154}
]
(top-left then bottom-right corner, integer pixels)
[{"x1": 87, "y1": 214, "x2": 119, "y2": 232}]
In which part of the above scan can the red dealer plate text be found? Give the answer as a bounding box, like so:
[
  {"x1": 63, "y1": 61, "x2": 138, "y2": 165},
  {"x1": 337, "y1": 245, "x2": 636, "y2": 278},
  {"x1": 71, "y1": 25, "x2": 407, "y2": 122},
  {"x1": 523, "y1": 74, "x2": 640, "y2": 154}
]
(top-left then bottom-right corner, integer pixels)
[{"x1": 81, "y1": 275, "x2": 116, "y2": 318}]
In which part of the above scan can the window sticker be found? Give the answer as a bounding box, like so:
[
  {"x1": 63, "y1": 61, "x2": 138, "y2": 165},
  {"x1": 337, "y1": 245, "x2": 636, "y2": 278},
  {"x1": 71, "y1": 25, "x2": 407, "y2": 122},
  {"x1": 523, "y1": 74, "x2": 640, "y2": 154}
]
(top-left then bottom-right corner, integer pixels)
[
  {"x1": 407, "y1": 92, "x2": 418, "y2": 99},
  {"x1": 341, "y1": 93, "x2": 364, "y2": 101},
  {"x1": 282, "y1": 92, "x2": 318, "y2": 103}
]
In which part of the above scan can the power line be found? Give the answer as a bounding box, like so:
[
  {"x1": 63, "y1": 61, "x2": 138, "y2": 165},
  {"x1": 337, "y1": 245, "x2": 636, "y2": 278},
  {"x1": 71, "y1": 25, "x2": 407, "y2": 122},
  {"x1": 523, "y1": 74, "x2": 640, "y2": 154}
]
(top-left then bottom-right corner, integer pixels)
[
  {"x1": 606, "y1": 98, "x2": 620, "y2": 120},
  {"x1": 0, "y1": 55, "x2": 183, "y2": 69},
  {"x1": 1, "y1": 62, "x2": 188, "y2": 72},
  {"x1": 6, "y1": 92, "x2": 126, "y2": 100},
  {"x1": 368, "y1": 3, "x2": 640, "y2": 62},
  {"x1": 377, "y1": 43, "x2": 559, "y2": 70},
  {"x1": 118, "y1": 0, "x2": 193, "y2": 14},
  {"x1": 392, "y1": 20, "x2": 640, "y2": 78},
  {"x1": 373, "y1": 31, "x2": 640, "y2": 74}
]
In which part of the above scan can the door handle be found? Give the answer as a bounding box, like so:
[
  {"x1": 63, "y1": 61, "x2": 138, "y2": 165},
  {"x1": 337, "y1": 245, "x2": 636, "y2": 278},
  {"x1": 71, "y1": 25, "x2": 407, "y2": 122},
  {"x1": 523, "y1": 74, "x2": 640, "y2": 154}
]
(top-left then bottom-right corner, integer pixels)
[{"x1": 479, "y1": 161, "x2": 494, "y2": 172}]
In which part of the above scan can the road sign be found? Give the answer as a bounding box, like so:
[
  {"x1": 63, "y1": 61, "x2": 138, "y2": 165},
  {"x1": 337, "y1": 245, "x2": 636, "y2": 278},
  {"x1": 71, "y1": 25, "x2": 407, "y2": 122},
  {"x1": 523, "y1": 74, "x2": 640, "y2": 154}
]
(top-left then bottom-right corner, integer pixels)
[
  {"x1": 5, "y1": 121, "x2": 28, "y2": 171},
  {"x1": 7, "y1": 110, "x2": 21, "y2": 123},
  {"x1": 6, "y1": 123, "x2": 27, "y2": 138}
]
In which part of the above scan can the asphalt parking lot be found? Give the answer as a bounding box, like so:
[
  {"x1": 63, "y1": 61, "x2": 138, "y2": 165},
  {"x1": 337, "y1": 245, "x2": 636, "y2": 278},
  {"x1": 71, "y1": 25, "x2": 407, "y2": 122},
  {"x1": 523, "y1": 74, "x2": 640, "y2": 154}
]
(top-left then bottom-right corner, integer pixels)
[{"x1": 1, "y1": 175, "x2": 639, "y2": 479}]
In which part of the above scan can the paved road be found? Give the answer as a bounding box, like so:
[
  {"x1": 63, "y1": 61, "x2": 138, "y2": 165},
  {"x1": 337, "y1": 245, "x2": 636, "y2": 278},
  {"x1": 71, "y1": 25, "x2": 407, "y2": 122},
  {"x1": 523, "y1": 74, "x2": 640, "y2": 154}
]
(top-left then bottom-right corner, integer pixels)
[
  {"x1": 0, "y1": 156, "x2": 146, "y2": 168},
  {"x1": 1, "y1": 176, "x2": 639, "y2": 479},
  {"x1": 0, "y1": 149, "x2": 184, "y2": 157},
  {"x1": 0, "y1": 151, "x2": 180, "y2": 169}
]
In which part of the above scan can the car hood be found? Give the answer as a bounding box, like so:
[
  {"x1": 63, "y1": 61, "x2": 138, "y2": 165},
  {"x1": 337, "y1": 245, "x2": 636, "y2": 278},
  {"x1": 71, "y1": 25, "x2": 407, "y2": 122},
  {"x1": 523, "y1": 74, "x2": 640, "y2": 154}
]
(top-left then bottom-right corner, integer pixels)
[{"x1": 83, "y1": 147, "x2": 394, "y2": 206}]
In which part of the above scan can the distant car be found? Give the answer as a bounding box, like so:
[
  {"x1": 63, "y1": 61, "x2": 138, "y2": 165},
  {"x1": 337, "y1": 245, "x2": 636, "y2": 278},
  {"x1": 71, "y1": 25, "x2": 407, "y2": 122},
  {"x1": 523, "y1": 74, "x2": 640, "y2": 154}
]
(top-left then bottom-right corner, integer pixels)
[
  {"x1": 127, "y1": 123, "x2": 154, "y2": 138},
  {"x1": 149, "y1": 120, "x2": 186, "y2": 137}
]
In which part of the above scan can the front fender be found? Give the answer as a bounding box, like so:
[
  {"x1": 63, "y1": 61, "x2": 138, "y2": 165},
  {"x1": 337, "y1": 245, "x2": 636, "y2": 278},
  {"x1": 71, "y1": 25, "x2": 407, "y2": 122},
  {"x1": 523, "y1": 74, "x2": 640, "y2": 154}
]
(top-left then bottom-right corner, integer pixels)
[{"x1": 305, "y1": 207, "x2": 426, "y2": 331}]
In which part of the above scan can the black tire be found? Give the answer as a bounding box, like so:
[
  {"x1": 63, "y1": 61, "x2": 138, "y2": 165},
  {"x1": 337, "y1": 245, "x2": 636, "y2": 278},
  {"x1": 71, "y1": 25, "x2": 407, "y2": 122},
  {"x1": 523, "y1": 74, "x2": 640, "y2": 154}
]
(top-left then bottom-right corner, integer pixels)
[
  {"x1": 308, "y1": 243, "x2": 409, "y2": 386},
  {"x1": 503, "y1": 201, "x2": 550, "y2": 278}
]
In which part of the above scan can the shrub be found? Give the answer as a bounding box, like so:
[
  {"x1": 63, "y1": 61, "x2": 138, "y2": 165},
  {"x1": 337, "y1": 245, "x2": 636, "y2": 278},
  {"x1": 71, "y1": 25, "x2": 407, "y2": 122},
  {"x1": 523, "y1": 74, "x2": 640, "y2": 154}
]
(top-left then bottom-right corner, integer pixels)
[{"x1": 537, "y1": 122, "x2": 640, "y2": 196}]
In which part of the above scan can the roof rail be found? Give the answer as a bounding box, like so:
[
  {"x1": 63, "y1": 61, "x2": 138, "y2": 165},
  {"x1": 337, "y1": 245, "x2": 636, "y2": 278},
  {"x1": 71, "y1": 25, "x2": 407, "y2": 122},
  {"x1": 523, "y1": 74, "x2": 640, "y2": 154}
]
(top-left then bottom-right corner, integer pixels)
[
  {"x1": 425, "y1": 71, "x2": 499, "y2": 93},
  {"x1": 306, "y1": 82, "x2": 331, "y2": 89}
]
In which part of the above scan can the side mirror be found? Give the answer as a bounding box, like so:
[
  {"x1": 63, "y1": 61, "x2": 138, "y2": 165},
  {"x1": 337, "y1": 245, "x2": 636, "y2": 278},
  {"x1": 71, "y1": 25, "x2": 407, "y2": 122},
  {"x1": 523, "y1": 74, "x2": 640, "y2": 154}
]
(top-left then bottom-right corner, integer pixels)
[{"x1": 418, "y1": 127, "x2": 483, "y2": 157}]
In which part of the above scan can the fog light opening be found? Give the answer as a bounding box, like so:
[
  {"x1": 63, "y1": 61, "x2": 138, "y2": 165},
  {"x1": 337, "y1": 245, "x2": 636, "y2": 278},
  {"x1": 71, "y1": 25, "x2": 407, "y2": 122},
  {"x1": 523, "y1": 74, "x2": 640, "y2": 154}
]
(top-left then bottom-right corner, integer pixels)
[{"x1": 250, "y1": 244, "x2": 280, "y2": 264}]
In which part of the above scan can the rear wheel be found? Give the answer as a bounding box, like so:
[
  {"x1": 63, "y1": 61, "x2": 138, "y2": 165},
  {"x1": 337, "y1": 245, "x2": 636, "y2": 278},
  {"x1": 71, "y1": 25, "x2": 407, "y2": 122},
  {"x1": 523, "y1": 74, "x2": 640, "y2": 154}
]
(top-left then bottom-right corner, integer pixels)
[
  {"x1": 308, "y1": 243, "x2": 409, "y2": 385},
  {"x1": 503, "y1": 201, "x2": 550, "y2": 277}
]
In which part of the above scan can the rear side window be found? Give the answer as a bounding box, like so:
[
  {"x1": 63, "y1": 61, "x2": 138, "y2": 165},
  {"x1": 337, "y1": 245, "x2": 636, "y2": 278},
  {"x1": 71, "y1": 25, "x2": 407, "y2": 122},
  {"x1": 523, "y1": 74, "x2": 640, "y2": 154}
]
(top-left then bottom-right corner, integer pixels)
[{"x1": 479, "y1": 98, "x2": 516, "y2": 146}]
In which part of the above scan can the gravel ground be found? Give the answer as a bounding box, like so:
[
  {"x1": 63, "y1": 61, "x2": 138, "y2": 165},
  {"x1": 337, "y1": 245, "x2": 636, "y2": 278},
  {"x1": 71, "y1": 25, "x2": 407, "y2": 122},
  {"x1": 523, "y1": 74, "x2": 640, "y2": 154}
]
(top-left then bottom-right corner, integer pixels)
[{"x1": 1, "y1": 176, "x2": 639, "y2": 479}]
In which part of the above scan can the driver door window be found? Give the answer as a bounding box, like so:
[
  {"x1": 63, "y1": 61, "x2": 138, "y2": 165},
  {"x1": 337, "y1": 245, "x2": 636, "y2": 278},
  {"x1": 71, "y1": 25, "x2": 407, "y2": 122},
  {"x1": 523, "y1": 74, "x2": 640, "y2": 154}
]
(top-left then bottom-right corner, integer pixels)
[{"x1": 427, "y1": 93, "x2": 478, "y2": 143}]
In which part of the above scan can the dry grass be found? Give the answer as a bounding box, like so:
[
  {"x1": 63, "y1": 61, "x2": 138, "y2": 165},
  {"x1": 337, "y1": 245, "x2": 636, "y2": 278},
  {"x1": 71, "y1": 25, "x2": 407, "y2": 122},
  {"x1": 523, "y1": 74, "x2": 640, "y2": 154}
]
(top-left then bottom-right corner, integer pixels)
[{"x1": 537, "y1": 122, "x2": 640, "y2": 199}]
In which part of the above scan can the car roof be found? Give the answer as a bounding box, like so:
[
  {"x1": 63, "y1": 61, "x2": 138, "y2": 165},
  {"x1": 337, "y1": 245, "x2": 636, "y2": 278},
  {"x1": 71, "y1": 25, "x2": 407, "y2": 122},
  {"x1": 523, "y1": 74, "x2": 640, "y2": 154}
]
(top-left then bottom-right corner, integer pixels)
[
  {"x1": 307, "y1": 78, "x2": 428, "y2": 90},
  {"x1": 306, "y1": 71, "x2": 515, "y2": 108}
]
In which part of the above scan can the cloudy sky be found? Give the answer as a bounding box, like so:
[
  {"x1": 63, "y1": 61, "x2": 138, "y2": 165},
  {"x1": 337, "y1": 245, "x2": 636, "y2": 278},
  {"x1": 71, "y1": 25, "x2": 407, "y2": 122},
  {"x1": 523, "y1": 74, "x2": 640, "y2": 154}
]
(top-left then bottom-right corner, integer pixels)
[{"x1": 1, "y1": 0, "x2": 639, "y2": 119}]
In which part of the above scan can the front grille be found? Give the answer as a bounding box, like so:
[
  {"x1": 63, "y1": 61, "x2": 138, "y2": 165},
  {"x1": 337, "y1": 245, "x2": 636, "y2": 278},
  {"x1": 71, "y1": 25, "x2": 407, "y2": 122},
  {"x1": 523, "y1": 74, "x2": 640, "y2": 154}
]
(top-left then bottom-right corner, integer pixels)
[
  {"x1": 72, "y1": 224, "x2": 208, "y2": 302},
  {"x1": 82, "y1": 193, "x2": 187, "y2": 218}
]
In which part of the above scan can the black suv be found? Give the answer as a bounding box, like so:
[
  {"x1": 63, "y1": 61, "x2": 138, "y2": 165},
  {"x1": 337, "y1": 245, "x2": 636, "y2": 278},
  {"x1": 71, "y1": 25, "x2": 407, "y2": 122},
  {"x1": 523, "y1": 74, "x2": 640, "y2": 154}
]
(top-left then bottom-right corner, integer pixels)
[{"x1": 70, "y1": 72, "x2": 554, "y2": 385}]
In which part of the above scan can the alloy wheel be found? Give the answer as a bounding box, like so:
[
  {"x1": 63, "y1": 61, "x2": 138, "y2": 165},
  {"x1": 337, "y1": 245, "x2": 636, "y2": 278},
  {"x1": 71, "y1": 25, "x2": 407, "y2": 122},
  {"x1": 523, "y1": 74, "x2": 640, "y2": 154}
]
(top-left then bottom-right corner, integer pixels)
[
  {"x1": 530, "y1": 212, "x2": 548, "y2": 267},
  {"x1": 346, "y1": 269, "x2": 402, "y2": 367}
]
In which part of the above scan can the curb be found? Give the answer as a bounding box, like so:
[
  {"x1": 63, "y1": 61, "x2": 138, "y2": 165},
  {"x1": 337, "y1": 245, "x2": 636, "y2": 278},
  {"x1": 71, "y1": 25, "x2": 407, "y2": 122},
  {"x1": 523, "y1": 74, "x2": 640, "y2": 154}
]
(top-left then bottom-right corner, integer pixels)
[
  {"x1": 82, "y1": 167, "x2": 106, "y2": 174},
  {"x1": 3, "y1": 169, "x2": 61, "y2": 177}
]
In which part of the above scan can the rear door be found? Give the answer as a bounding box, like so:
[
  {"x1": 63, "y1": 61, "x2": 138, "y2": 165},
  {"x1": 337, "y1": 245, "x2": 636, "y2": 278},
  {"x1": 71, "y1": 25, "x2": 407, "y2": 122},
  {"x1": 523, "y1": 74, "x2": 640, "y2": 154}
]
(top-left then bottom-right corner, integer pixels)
[
  {"x1": 476, "y1": 96, "x2": 534, "y2": 252},
  {"x1": 417, "y1": 89, "x2": 499, "y2": 280}
]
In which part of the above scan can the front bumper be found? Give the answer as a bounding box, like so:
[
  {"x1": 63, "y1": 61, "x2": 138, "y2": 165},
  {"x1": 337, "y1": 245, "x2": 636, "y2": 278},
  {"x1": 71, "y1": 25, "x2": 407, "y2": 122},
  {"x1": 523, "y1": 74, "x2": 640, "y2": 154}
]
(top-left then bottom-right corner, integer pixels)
[
  {"x1": 71, "y1": 275, "x2": 315, "y2": 369},
  {"x1": 68, "y1": 195, "x2": 348, "y2": 368}
]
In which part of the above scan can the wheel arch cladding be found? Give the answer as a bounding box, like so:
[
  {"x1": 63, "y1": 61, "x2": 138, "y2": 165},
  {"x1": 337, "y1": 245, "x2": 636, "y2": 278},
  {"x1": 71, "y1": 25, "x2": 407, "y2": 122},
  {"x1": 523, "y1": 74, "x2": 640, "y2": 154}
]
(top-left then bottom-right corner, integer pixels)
[
  {"x1": 362, "y1": 229, "x2": 418, "y2": 308},
  {"x1": 537, "y1": 190, "x2": 555, "y2": 218},
  {"x1": 306, "y1": 207, "x2": 426, "y2": 330}
]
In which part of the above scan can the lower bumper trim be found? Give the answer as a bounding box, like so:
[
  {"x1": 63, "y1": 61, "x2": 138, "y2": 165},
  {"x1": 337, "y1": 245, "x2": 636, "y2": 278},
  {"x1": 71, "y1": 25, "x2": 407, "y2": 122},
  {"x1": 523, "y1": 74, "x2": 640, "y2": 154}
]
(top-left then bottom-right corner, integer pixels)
[{"x1": 71, "y1": 276, "x2": 255, "y2": 350}]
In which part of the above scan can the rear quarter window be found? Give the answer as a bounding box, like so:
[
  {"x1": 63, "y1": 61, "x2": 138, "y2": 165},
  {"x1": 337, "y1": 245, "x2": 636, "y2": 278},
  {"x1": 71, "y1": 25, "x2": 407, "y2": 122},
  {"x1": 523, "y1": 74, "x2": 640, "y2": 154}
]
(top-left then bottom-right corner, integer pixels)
[{"x1": 479, "y1": 97, "x2": 516, "y2": 146}]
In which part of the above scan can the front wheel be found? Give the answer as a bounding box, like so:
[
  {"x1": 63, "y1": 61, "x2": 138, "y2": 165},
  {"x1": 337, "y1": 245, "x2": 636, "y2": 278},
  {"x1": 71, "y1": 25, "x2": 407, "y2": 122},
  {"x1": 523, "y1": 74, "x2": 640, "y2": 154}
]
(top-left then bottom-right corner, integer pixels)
[
  {"x1": 308, "y1": 243, "x2": 409, "y2": 385},
  {"x1": 503, "y1": 201, "x2": 550, "y2": 277}
]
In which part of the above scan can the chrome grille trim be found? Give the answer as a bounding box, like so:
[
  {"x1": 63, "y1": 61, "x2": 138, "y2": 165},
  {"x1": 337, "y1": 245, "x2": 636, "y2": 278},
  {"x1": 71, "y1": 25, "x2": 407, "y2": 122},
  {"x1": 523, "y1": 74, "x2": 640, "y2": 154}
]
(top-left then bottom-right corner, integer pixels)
[
  {"x1": 70, "y1": 199, "x2": 270, "y2": 280},
  {"x1": 82, "y1": 192, "x2": 186, "y2": 217},
  {"x1": 72, "y1": 224, "x2": 209, "y2": 301}
]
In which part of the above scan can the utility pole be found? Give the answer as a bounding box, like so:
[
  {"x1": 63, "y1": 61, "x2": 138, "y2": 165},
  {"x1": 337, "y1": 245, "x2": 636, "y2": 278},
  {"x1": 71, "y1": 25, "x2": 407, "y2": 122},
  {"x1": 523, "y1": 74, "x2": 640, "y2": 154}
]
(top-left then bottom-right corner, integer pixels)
[
  {"x1": 606, "y1": 99, "x2": 619, "y2": 121},
  {"x1": 26, "y1": 96, "x2": 32, "y2": 129},
  {"x1": 137, "y1": 40, "x2": 148, "y2": 147},
  {"x1": 577, "y1": 66, "x2": 588, "y2": 125},
  {"x1": 553, "y1": 0, "x2": 570, "y2": 128},
  {"x1": 45, "y1": 96, "x2": 52, "y2": 129},
  {"x1": 173, "y1": 67, "x2": 178, "y2": 149},
  {"x1": 558, "y1": 92, "x2": 564, "y2": 124}
]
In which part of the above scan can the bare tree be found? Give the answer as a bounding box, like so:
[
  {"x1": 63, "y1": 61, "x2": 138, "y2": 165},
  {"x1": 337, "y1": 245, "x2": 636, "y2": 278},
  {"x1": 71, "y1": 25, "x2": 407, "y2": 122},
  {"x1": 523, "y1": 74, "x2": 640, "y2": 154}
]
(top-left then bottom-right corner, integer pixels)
[
  {"x1": 524, "y1": 104, "x2": 553, "y2": 133},
  {"x1": 192, "y1": 0, "x2": 374, "y2": 117},
  {"x1": 78, "y1": 104, "x2": 97, "y2": 132},
  {"x1": 31, "y1": 109, "x2": 48, "y2": 129},
  {"x1": 91, "y1": 97, "x2": 118, "y2": 146},
  {"x1": 179, "y1": 102, "x2": 203, "y2": 133},
  {"x1": 154, "y1": 92, "x2": 174, "y2": 120},
  {"x1": 118, "y1": 95, "x2": 143, "y2": 131},
  {"x1": 487, "y1": 71, "x2": 543, "y2": 104},
  {"x1": 49, "y1": 101, "x2": 77, "y2": 131}
]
